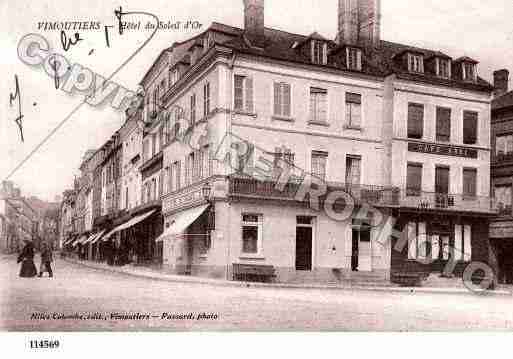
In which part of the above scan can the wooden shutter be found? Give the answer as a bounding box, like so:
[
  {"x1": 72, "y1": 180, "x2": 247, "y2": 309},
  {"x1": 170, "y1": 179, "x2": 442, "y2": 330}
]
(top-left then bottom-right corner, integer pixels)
[
  {"x1": 463, "y1": 111, "x2": 478, "y2": 144},
  {"x1": 463, "y1": 225, "x2": 472, "y2": 261},
  {"x1": 454, "y1": 224, "x2": 463, "y2": 261},
  {"x1": 418, "y1": 222, "x2": 427, "y2": 259},
  {"x1": 408, "y1": 103, "x2": 424, "y2": 139},
  {"x1": 245, "y1": 77, "x2": 253, "y2": 113},
  {"x1": 234, "y1": 75, "x2": 244, "y2": 111},
  {"x1": 407, "y1": 222, "x2": 417, "y2": 259},
  {"x1": 463, "y1": 168, "x2": 477, "y2": 197},
  {"x1": 273, "y1": 83, "x2": 281, "y2": 115},
  {"x1": 431, "y1": 235, "x2": 440, "y2": 260},
  {"x1": 436, "y1": 107, "x2": 451, "y2": 142},
  {"x1": 283, "y1": 83, "x2": 291, "y2": 117}
]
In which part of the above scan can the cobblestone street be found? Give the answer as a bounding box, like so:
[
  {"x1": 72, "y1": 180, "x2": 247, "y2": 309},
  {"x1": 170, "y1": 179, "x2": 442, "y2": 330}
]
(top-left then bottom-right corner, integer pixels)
[{"x1": 1, "y1": 255, "x2": 513, "y2": 331}]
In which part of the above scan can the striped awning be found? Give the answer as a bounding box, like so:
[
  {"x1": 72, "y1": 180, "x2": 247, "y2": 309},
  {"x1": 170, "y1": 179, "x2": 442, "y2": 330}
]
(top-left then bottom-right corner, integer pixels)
[{"x1": 102, "y1": 210, "x2": 156, "y2": 242}]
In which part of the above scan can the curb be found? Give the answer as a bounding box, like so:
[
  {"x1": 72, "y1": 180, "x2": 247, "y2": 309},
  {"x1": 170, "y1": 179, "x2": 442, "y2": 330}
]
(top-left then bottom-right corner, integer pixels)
[{"x1": 62, "y1": 257, "x2": 513, "y2": 297}]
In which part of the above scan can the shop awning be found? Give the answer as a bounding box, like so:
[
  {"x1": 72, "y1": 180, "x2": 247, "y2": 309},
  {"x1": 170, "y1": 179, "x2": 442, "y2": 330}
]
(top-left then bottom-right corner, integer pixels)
[
  {"x1": 156, "y1": 204, "x2": 209, "y2": 242},
  {"x1": 89, "y1": 230, "x2": 106, "y2": 244},
  {"x1": 72, "y1": 235, "x2": 87, "y2": 246},
  {"x1": 82, "y1": 232, "x2": 97, "y2": 244},
  {"x1": 84, "y1": 230, "x2": 104, "y2": 244},
  {"x1": 102, "y1": 209, "x2": 156, "y2": 242}
]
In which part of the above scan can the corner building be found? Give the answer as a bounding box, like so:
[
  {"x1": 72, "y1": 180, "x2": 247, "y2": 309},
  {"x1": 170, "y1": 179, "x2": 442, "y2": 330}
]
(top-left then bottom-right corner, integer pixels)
[{"x1": 148, "y1": 0, "x2": 496, "y2": 284}]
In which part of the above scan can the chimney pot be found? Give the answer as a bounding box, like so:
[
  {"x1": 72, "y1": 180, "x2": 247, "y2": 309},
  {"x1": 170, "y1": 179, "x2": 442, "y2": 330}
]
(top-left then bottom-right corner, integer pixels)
[
  {"x1": 494, "y1": 69, "x2": 509, "y2": 97},
  {"x1": 243, "y1": 0, "x2": 265, "y2": 48}
]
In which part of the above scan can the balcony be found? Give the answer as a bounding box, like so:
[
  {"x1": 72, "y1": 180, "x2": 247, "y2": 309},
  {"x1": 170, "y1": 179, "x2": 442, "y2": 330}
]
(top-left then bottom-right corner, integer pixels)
[
  {"x1": 227, "y1": 174, "x2": 400, "y2": 207},
  {"x1": 398, "y1": 190, "x2": 497, "y2": 215}
]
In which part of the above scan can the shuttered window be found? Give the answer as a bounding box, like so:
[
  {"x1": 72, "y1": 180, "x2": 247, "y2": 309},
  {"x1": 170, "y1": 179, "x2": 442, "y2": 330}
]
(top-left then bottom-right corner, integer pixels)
[
  {"x1": 408, "y1": 103, "x2": 424, "y2": 139},
  {"x1": 463, "y1": 111, "x2": 478, "y2": 144},
  {"x1": 310, "y1": 87, "x2": 328, "y2": 123},
  {"x1": 346, "y1": 93, "x2": 362, "y2": 128},
  {"x1": 435, "y1": 166, "x2": 449, "y2": 194},
  {"x1": 436, "y1": 107, "x2": 451, "y2": 142},
  {"x1": 463, "y1": 168, "x2": 477, "y2": 197},
  {"x1": 274, "y1": 82, "x2": 291, "y2": 117},
  {"x1": 190, "y1": 94, "x2": 196, "y2": 125},
  {"x1": 311, "y1": 151, "x2": 328, "y2": 180},
  {"x1": 406, "y1": 163, "x2": 422, "y2": 196},
  {"x1": 203, "y1": 82, "x2": 210, "y2": 117},
  {"x1": 345, "y1": 155, "x2": 361, "y2": 185},
  {"x1": 234, "y1": 75, "x2": 253, "y2": 113}
]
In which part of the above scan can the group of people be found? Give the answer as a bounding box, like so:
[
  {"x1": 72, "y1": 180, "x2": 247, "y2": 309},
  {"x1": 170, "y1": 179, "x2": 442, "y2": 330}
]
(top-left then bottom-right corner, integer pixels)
[{"x1": 17, "y1": 239, "x2": 53, "y2": 278}]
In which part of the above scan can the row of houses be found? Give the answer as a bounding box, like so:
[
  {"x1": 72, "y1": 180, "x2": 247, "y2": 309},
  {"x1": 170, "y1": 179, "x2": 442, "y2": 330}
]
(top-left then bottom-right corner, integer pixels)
[
  {"x1": 60, "y1": 0, "x2": 510, "y2": 285},
  {"x1": 0, "y1": 181, "x2": 60, "y2": 253}
]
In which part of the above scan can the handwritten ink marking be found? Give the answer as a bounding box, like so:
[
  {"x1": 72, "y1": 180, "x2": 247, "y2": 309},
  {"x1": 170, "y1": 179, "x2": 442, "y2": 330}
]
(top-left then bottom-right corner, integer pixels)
[
  {"x1": 88, "y1": 49, "x2": 94, "y2": 55},
  {"x1": 114, "y1": 6, "x2": 126, "y2": 35},
  {"x1": 49, "y1": 55, "x2": 60, "y2": 90},
  {"x1": 9, "y1": 75, "x2": 24, "y2": 142},
  {"x1": 104, "y1": 25, "x2": 114, "y2": 47},
  {"x1": 60, "y1": 30, "x2": 82, "y2": 51},
  {"x1": 7, "y1": 10, "x2": 161, "y2": 182}
]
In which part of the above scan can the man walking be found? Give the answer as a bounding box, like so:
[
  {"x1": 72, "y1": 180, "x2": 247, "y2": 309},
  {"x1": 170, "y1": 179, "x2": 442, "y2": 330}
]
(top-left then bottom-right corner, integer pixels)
[{"x1": 38, "y1": 242, "x2": 53, "y2": 278}]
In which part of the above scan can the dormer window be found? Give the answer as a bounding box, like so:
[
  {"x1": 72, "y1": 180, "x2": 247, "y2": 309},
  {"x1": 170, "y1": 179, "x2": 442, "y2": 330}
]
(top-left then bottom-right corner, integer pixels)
[
  {"x1": 169, "y1": 67, "x2": 179, "y2": 88},
  {"x1": 463, "y1": 62, "x2": 476, "y2": 81},
  {"x1": 311, "y1": 40, "x2": 327, "y2": 65},
  {"x1": 408, "y1": 53, "x2": 424, "y2": 73},
  {"x1": 437, "y1": 58, "x2": 451, "y2": 79},
  {"x1": 346, "y1": 47, "x2": 362, "y2": 71}
]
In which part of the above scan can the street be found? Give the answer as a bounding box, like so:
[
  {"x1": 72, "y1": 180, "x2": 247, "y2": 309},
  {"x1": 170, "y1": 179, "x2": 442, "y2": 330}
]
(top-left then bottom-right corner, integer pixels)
[{"x1": 1, "y1": 255, "x2": 512, "y2": 331}]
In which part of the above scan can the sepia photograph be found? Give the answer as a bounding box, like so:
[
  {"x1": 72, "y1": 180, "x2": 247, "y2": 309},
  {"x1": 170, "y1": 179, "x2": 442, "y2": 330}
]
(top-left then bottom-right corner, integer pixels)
[{"x1": 2, "y1": 0, "x2": 513, "y2": 351}]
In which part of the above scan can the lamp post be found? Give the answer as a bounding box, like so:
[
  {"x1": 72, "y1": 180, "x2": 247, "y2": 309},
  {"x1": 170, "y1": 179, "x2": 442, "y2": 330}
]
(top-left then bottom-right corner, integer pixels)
[{"x1": 202, "y1": 183, "x2": 214, "y2": 248}]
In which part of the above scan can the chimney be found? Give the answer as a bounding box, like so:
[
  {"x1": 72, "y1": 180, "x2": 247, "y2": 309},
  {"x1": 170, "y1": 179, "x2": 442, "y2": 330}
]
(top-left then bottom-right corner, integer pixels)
[
  {"x1": 243, "y1": 0, "x2": 265, "y2": 48},
  {"x1": 494, "y1": 69, "x2": 509, "y2": 97},
  {"x1": 337, "y1": 0, "x2": 381, "y2": 47}
]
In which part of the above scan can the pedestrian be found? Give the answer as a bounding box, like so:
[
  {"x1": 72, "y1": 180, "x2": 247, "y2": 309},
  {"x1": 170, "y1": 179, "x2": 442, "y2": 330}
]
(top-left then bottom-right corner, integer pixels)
[
  {"x1": 38, "y1": 242, "x2": 53, "y2": 278},
  {"x1": 17, "y1": 239, "x2": 38, "y2": 278}
]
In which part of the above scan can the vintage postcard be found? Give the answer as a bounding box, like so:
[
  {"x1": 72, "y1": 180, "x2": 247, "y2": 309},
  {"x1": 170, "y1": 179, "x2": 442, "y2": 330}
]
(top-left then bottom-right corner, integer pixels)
[{"x1": 1, "y1": 0, "x2": 513, "y2": 348}]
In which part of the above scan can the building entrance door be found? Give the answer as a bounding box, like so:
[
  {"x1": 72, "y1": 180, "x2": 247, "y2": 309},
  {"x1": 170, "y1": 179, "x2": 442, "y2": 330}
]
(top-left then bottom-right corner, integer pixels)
[
  {"x1": 352, "y1": 223, "x2": 372, "y2": 272},
  {"x1": 295, "y1": 227, "x2": 313, "y2": 271}
]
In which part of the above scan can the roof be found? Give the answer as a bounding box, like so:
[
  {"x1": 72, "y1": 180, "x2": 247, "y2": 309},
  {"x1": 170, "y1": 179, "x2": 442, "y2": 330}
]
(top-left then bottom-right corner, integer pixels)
[{"x1": 492, "y1": 91, "x2": 513, "y2": 110}]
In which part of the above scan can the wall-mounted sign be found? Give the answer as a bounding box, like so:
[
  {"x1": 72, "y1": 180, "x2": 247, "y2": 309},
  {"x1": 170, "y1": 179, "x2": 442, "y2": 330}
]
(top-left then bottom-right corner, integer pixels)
[
  {"x1": 163, "y1": 188, "x2": 204, "y2": 214},
  {"x1": 408, "y1": 142, "x2": 478, "y2": 159}
]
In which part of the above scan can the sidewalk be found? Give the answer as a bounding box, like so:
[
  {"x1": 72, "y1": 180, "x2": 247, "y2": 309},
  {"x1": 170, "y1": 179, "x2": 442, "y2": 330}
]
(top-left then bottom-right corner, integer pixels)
[{"x1": 62, "y1": 256, "x2": 513, "y2": 296}]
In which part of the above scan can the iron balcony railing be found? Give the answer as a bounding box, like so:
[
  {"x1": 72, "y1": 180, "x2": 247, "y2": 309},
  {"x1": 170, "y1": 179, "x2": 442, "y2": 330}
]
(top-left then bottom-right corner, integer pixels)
[
  {"x1": 399, "y1": 190, "x2": 498, "y2": 214},
  {"x1": 228, "y1": 174, "x2": 400, "y2": 207}
]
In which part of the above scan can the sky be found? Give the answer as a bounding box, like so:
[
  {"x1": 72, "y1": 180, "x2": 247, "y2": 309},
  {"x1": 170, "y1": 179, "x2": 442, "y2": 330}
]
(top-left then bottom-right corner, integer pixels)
[{"x1": 1, "y1": 0, "x2": 513, "y2": 202}]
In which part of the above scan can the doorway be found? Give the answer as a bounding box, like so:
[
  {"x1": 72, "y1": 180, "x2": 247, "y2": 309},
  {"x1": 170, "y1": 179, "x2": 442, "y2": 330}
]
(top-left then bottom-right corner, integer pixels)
[
  {"x1": 295, "y1": 217, "x2": 314, "y2": 271},
  {"x1": 352, "y1": 221, "x2": 372, "y2": 272}
]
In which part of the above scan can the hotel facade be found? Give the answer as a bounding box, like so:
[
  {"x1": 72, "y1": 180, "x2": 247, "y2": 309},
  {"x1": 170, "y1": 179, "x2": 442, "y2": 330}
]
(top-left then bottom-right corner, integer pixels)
[{"x1": 61, "y1": 0, "x2": 498, "y2": 285}]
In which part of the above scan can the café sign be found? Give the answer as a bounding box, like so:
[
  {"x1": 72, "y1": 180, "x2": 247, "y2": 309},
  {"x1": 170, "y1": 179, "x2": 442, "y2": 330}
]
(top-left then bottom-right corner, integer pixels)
[{"x1": 408, "y1": 142, "x2": 478, "y2": 159}]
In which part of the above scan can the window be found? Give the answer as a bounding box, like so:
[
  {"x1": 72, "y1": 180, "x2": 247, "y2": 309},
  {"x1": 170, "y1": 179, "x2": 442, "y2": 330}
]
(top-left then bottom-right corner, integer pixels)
[
  {"x1": 125, "y1": 187, "x2": 129, "y2": 209},
  {"x1": 202, "y1": 145, "x2": 212, "y2": 178},
  {"x1": 346, "y1": 47, "x2": 362, "y2": 71},
  {"x1": 309, "y1": 87, "x2": 327, "y2": 123},
  {"x1": 190, "y1": 94, "x2": 196, "y2": 125},
  {"x1": 463, "y1": 111, "x2": 478, "y2": 145},
  {"x1": 152, "y1": 133, "x2": 157, "y2": 156},
  {"x1": 165, "y1": 116, "x2": 171, "y2": 144},
  {"x1": 234, "y1": 75, "x2": 254, "y2": 113},
  {"x1": 463, "y1": 168, "x2": 477, "y2": 198},
  {"x1": 160, "y1": 79, "x2": 166, "y2": 93},
  {"x1": 169, "y1": 68, "x2": 179, "y2": 87},
  {"x1": 408, "y1": 54, "x2": 424, "y2": 73},
  {"x1": 463, "y1": 62, "x2": 476, "y2": 81},
  {"x1": 153, "y1": 86, "x2": 159, "y2": 111},
  {"x1": 495, "y1": 185, "x2": 512, "y2": 215},
  {"x1": 437, "y1": 58, "x2": 451, "y2": 78},
  {"x1": 496, "y1": 134, "x2": 513, "y2": 156},
  {"x1": 159, "y1": 126, "x2": 164, "y2": 148},
  {"x1": 435, "y1": 166, "x2": 450, "y2": 195},
  {"x1": 273, "y1": 82, "x2": 291, "y2": 118},
  {"x1": 407, "y1": 222, "x2": 427, "y2": 260},
  {"x1": 436, "y1": 107, "x2": 451, "y2": 142},
  {"x1": 346, "y1": 93, "x2": 362, "y2": 128},
  {"x1": 407, "y1": 103, "x2": 424, "y2": 139},
  {"x1": 241, "y1": 214, "x2": 262, "y2": 254},
  {"x1": 203, "y1": 82, "x2": 210, "y2": 118},
  {"x1": 311, "y1": 151, "x2": 328, "y2": 180},
  {"x1": 406, "y1": 163, "x2": 422, "y2": 196},
  {"x1": 311, "y1": 40, "x2": 327, "y2": 65},
  {"x1": 173, "y1": 161, "x2": 181, "y2": 191},
  {"x1": 345, "y1": 155, "x2": 361, "y2": 185},
  {"x1": 166, "y1": 166, "x2": 173, "y2": 194}
]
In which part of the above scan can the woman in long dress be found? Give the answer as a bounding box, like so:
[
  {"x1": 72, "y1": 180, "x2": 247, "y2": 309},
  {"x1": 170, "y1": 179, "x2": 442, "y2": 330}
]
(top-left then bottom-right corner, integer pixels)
[{"x1": 17, "y1": 239, "x2": 38, "y2": 278}]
